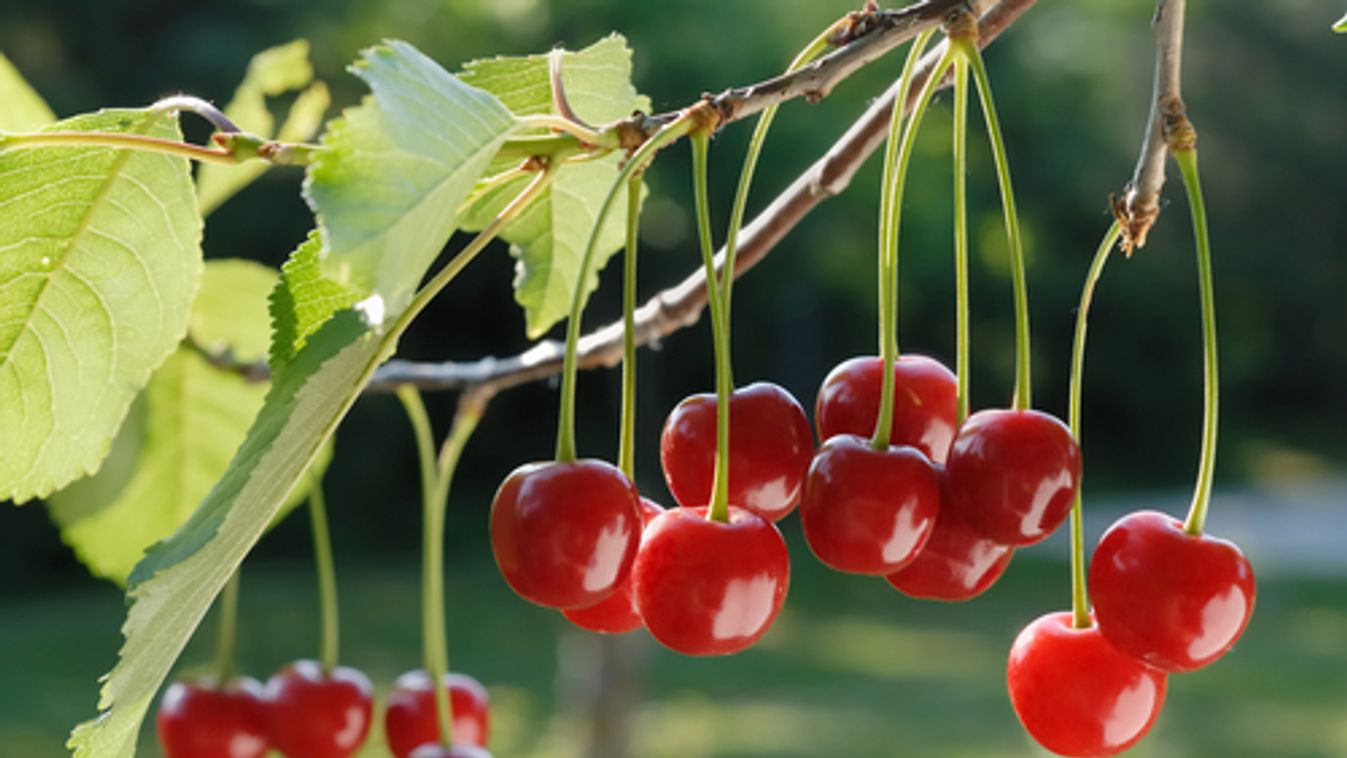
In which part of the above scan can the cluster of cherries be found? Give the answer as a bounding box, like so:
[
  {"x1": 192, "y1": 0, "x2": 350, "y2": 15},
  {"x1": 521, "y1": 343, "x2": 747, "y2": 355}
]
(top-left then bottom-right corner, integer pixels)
[{"x1": 157, "y1": 662, "x2": 492, "y2": 758}]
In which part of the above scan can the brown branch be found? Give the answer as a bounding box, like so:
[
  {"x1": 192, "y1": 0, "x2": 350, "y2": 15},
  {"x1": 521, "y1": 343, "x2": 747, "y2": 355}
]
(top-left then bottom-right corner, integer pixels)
[
  {"x1": 1114, "y1": 0, "x2": 1191, "y2": 254},
  {"x1": 365, "y1": 0, "x2": 1034, "y2": 397}
]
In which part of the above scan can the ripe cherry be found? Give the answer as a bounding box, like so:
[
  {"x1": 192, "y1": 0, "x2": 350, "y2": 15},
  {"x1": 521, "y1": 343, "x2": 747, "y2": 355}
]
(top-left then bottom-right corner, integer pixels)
[
  {"x1": 261, "y1": 660, "x2": 372, "y2": 758},
  {"x1": 632, "y1": 506, "x2": 790, "y2": 656},
  {"x1": 384, "y1": 670, "x2": 489, "y2": 758},
  {"x1": 156, "y1": 678, "x2": 270, "y2": 758},
  {"x1": 1089, "y1": 510, "x2": 1256, "y2": 672},
  {"x1": 563, "y1": 497, "x2": 666, "y2": 634},
  {"x1": 490, "y1": 459, "x2": 641, "y2": 609},
  {"x1": 1007, "y1": 611, "x2": 1167, "y2": 757},
  {"x1": 943, "y1": 408, "x2": 1081, "y2": 546},
  {"x1": 814, "y1": 355, "x2": 958, "y2": 463},
  {"x1": 886, "y1": 480, "x2": 1014, "y2": 601},
  {"x1": 408, "y1": 745, "x2": 493, "y2": 758},
  {"x1": 659, "y1": 382, "x2": 814, "y2": 521},
  {"x1": 799, "y1": 434, "x2": 940, "y2": 575}
]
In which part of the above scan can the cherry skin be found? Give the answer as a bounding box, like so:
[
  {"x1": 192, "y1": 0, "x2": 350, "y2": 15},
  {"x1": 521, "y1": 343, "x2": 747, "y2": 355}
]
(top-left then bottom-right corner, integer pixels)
[
  {"x1": 156, "y1": 677, "x2": 270, "y2": 758},
  {"x1": 943, "y1": 408, "x2": 1081, "y2": 546},
  {"x1": 814, "y1": 355, "x2": 958, "y2": 463},
  {"x1": 384, "y1": 670, "x2": 489, "y2": 758},
  {"x1": 262, "y1": 660, "x2": 373, "y2": 758},
  {"x1": 408, "y1": 745, "x2": 493, "y2": 758},
  {"x1": 659, "y1": 382, "x2": 814, "y2": 521},
  {"x1": 631, "y1": 506, "x2": 790, "y2": 656},
  {"x1": 1007, "y1": 612, "x2": 1167, "y2": 757},
  {"x1": 799, "y1": 434, "x2": 940, "y2": 575},
  {"x1": 490, "y1": 459, "x2": 641, "y2": 609},
  {"x1": 1089, "y1": 510, "x2": 1256, "y2": 672},
  {"x1": 563, "y1": 497, "x2": 666, "y2": 634}
]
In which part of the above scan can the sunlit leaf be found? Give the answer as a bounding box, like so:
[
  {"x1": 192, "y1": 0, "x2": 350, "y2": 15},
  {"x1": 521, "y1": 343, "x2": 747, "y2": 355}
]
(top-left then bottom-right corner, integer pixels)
[
  {"x1": 1335, "y1": 12, "x2": 1347, "y2": 32},
  {"x1": 0, "y1": 52, "x2": 56, "y2": 131}
]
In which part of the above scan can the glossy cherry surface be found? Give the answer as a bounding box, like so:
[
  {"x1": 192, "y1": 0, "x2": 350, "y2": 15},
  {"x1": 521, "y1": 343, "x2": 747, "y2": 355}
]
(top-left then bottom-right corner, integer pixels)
[
  {"x1": 490, "y1": 459, "x2": 641, "y2": 609},
  {"x1": 659, "y1": 381, "x2": 814, "y2": 521},
  {"x1": 799, "y1": 434, "x2": 940, "y2": 575},
  {"x1": 384, "y1": 671, "x2": 489, "y2": 758},
  {"x1": 1007, "y1": 612, "x2": 1167, "y2": 757},
  {"x1": 156, "y1": 678, "x2": 269, "y2": 758},
  {"x1": 943, "y1": 408, "x2": 1081, "y2": 546},
  {"x1": 408, "y1": 745, "x2": 493, "y2": 758},
  {"x1": 1089, "y1": 510, "x2": 1256, "y2": 672},
  {"x1": 886, "y1": 503, "x2": 1014, "y2": 601},
  {"x1": 563, "y1": 497, "x2": 666, "y2": 634},
  {"x1": 632, "y1": 506, "x2": 790, "y2": 656},
  {"x1": 263, "y1": 660, "x2": 372, "y2": 758},
  {"x1": 814, "y1": 355, "x2": 958, "y2": 463}
]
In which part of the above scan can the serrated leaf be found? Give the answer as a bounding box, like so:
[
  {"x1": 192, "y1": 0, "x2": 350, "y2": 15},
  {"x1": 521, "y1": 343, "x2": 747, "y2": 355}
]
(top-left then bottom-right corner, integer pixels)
[
  {"x1": 458, "y1": 35, "x2": 650, "y2": 338},
  {"x1": 197, "y1": 40, "x2": 328, "y2": 217},
  {"x1": 305, "y1": 40, "x2": 516, "y2": 313},
  {"x1": 0, "y1": 109, "x2": 203, "y2": 504},
  {"x1": 0, "y1": 52, "x2": 56, "y2": 131},
  {"x1": 269, "y1": 229, "x2": 360, "y2": 368}
]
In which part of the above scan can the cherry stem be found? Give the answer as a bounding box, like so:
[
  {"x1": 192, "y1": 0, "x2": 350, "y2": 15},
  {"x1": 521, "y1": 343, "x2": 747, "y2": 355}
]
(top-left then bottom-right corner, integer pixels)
[
  {"x1": 618, "y1": 172, "x2": 644, "y2": 480},
  {"x1": 555, "y1": 117, "x2": 695, "y2": 464},
  {"x1": 1067, "y1": 221, "x2": 1123, "y2": 630},
  {"x1": 690, "y1": 132, "x2": 734, "y2": 524},
  {"x1": 1175, "y1": 147, "x2": 1218, "y2": 537},
  {"x1": 959, "y1": 39, "x2": 1032, "y2": 411},
  {"x1": 952, "y1": 48, "x2": 971, "y2": 425},
  {"x1": 213, "y1": 570, "x2": 241, "y2": 685},
  {"x1": 0, "y1": 130, "x2": 241, "y2": 165},
  {"x1": 873, "y1": 31, "x2": 948, "y2": 451},
  {"x1": 306, "y1": 481, "x2": 341, "y2": 675}
]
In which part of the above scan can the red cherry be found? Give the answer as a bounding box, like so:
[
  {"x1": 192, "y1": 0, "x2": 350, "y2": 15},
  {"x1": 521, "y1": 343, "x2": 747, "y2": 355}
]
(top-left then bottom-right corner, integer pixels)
[
  {"x1": 1007, "y1": 612, "x2": 1167, "y2": 757},
  {"x1": 631, "y1": 506, "x2": 790, "y2": 656},
  {"x1": 490, "y1": 459, "x2": 641, "y2": 609},
  {"x1": 1089, "y1": 510, "x2": 1256, "y2": 672},
  {"x1": 943, "y1": 408, "x2": 1081, "y2": 546},
  {"x1": 384, "y1": 671, "x2": 489, "y2": 758},
  {"x1": 814, "y1": 355, "x2": 958, "y2": 463},
  {"x1": 262, "y1": 660, "x2": 372, "y2": 758},
  {"x1": 156, "y1": 678, "x2": 269, "y2": 758},
  {"x1": 799, "y1": 434, "x2": 940, "y2": 575},
  {"x1": 659, "y1": 382, "x2": 814, "y2": 521},
  {"x1": 563, "y1": 497, "x2": 666, "y2": 634},
  {"x1": 886, "y1": 482, "x2": 1014, "y2": 601},
  {"x1": 408, "y1": 744, "x2": 493, "y2": 758}
]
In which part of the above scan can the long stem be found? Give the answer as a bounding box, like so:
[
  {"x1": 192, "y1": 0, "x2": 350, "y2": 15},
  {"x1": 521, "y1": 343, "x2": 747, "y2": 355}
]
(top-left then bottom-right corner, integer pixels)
[
  {"x1": 618, "y1": 172, "x2": 644, "y2": 480},
  {"x1": 1175, "y1": 148, "x2": 1218, "y2": 536},
  {"x1": 690, "y1": 132, "x2": 733, "y2": 524},
  {"x1": 873, "y1": 37, "x2": 952, "y2": 450},
  {"x1": 307, "y1": 482, "x2": 341, "y2": 674},
  {"x1": 952, "y1": 49, "x2": 971, "y2": 424},
  {"x1": 1067, "y1": 222, "x2": 1123, "y2": 630},
  {"x1": 0, "y1": 131, "x2": 240, "y2": 164},
  {"x1": 213, "y1": 571, "x2": 241, "y2": 685},
  {"x1": 960, "y1": 39, "x2": 1032, "y2": 411},
  {"x1": 555, "y1": 117, "x2": 695, "y2": 464}
]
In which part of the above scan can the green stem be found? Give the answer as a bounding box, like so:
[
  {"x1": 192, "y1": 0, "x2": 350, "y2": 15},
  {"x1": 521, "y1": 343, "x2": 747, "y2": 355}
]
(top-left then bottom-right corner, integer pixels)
[
  {"x1": 1067, "y1": 222, "x2": 1123, "y2": 630},
  {"x1": 555, "y1": 117, "x2": 695, "y2": 464},
  {"x1": 952, "y1": 49, "x2": 971, "y2": 424},
  {"x1": 690, "y1": 132, "x2": 734, "y2": 523},
  {"x1": 1175, "y1": 148, "x2": 1219, "y2": 537},
  {"x1": 0, "y1": 130, "x2": 240, "y2": 164},
  {"x1": 515, "y1": 113, "x2": 616, "y2": 149},
  {"x1": 213, "y1": 571, "x2": 240, "y2": 685},
  {"x1": 618, "y1": 172, "x2": 644, "y2": 480},
  {"x1": 873, "y1": 36, "x2": 952, "y2": 450},
  {"x1": 307, "y1": 481, "x2": 341, "y2": 674},
  {"x1": 960, "y1": 39, "x2": 1032, "y2": 411}
]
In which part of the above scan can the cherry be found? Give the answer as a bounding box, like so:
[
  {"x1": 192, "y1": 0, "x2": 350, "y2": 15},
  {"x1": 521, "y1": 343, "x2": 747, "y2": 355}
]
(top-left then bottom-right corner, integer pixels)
[
  {"x1": 659, "y1": 381, "x2": 814, "y2": 521},
  {"x1": 631, "y1": 506, "x2": 790, "y2": 656},
  {"x1": 384, "y1": 670, "x2": 489, "y2": 758},
  {"x1": 799, "y1": 434, "x2": 940, "y2": 575},
  {"x1": 943, "y1": 408, "x2": 1081, "y2": 546},
  {"x1": 563, "y1": 497, "x2": 666, "y2": 634},
  {"x1": 1007, "y1": 611, "x2": 1167, "y2": 757},
  {"x1": 1089, "y1": 510, "x2": 1256, "y2": 673},
  {"x1": 156, "y1": 677, "x2": 270, "y2": 758},
  {"x1": 490, "y1": 459, "x2": 641, "y2": 609},
  {"x1": 408, "y1": 745, "x2": 493, "y2": 758},
  {"x1": 260, "y1": 660, "x2": 372, "y2": 758},
  {"x1": 886, "y1": 477, "x2": 1014, "y2": 601},
  {"x1": 814, "y1": 355, "x2": 958, "y2": 463}
]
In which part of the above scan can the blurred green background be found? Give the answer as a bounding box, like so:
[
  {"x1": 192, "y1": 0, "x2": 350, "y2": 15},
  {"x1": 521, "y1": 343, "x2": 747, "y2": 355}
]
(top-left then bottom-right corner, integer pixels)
[{"x1": 2, "y1": 0, "x2": 1345, "y2": 755}]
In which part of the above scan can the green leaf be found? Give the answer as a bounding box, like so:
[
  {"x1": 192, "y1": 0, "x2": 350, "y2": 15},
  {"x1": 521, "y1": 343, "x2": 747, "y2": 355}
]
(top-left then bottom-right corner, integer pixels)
[
  {"x1": 0, "y1": 52, "x2": 57, "y2": 131},
  {"x1": 458, "y1": 35, "x2": 650, "y2": 338},
  {"x1": 269, "y1": 229, "x2": 360, "y2": 368},
  {"x1": 196, "y1": 40, "x2": 329, "y2": 217},
  {"x1": 1335, "y1": 12, "x2": 1347, "y2": 32},
  {"x1": 305, "y1": 40, "x2": 516, "y2": 313},
  {"x1": 0, "y1": 109, "x2": 203, "y2": 504}
]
